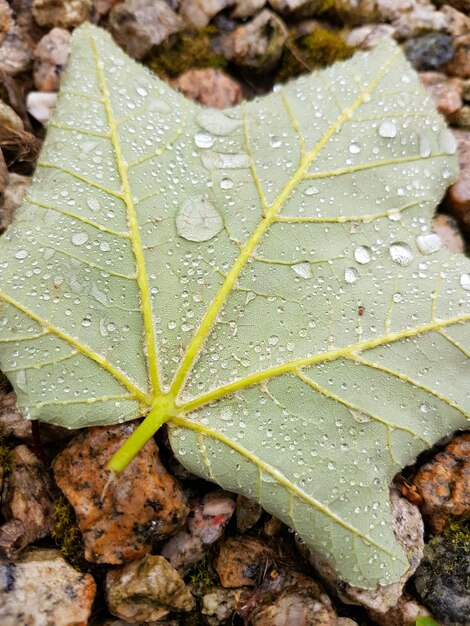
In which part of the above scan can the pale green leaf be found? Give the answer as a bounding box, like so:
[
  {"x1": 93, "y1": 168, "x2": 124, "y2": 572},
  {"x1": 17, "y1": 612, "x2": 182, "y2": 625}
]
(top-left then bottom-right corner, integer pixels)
[{"x1": 0, "y1": 24, "x2": 469, "y2": 588}]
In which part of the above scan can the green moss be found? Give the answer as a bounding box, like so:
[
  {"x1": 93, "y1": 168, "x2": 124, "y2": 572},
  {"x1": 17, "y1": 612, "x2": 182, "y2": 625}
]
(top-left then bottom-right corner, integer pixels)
[
  {"x1": 145, "y1": 28, "x2": 227, "y2": 79},
  {"x1": 51, "y1": 496, "x2": 89, "y2": 572},
  {"x1": 189, "y1": 552, "x2": 218, "y2": 591},
  {"x1": 0, "y1": 438, "x2": 12, "y2": 471},
  {"x1": 416, "y1": 617, "x2": 439, "y2": 626},
  {"x1": 315, "y1": 0, "x2": 336, "y2": 14},
  {"x1": 278, "y1": 27, "x2": 354, "y2": 83}
]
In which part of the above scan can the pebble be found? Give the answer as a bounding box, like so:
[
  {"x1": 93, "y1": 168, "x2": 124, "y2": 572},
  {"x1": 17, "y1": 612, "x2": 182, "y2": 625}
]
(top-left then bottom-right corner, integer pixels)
[
  {"x1": 26, "y1": 91, "x2": 57, "y2": 124},
  {"x1": 342, "y1": 23, "x2": 396, "y2": 49},
  {"x1": 304, "y1": 489, "x2": 424, "y2": 614},
  {"x1": 215, "y1": 535, "x2": 275, "y2": 587},
  {"x1": 419, "y1": 71, "x2": 463, "y2": 119},
  {"x1": 369, "y1": 596, "x2": 436, "y2": 626},
  {"x1": 393, "y1": 7, "x2": 450, "y2": 41},
  {"x1": 105, "y1": 554, "x2": 194, "y2": 622},
  {"x1": 443, "y1": 129, "x2": 470, "y2": 228},
  {"x1": 404, "y1": 32, "x2": 455, "y2": 71},
  {"x1": 268, "y1": 0, "x2": 329, "y2": 16},
  {"x1": 0, "y1": 548, "x2": 96, "y2": 626},
  {"x1": 443, "y1": 0, "x2": 470, "y2": 12},
  {"x1": 201, "y1": 586, "x2": 251, "y2": 626},
  {"x1": 445, "y1": 34, "x2": 470, "y2": 79},
  {"x1": 109, "y1": 0, "x2": 184, "y2": 60},
  {"x1": 452, "y1": 105, "x2": 470, "y2": 129},
  {"x1": 52, "y1": 423, "x2": 188, "y2": 564},
  {"x1": 236, "y1": 494, "x2": 263, "y2": 533},
  {"x1": 217, "y1": 9, "x2": 288, "y2": 71},
  {"x1": 232, "y1": 0, "x2": 267, "y2": 19},
  {"x1": 0, "y1": 23, "x2": 31, "y2": 75},
  {"x1": 431, "y1": 213, "x2": 465, "y2": 255},
  {"x1": 180, "y1": 0, "x2": 235, "y2": 29},
  {"x1": 33, "y1": 28, "x2": 71, "y2": 92},
  {"x1": 32, "y1": 0, "x2": 91, "y2": 28},
  {"x1": 440, "y1": 5, "x2": 470, "y2": 38},
  {"x1": 412, "y1": 433, "x2": 470, "y2": 534},
  {"x1": 241, "y1": 569, "x2": 337, "y2": 626},
  {"x1": 0, "y1": 0, "x2": 12, "y2": 48},
  {"x1": 171, "y1": 69, "x2": 242, "y2": 109},
  {"x1": 0, "y1": 445, "x2": 55, "y2": 558},
  {"x1": 93, "y1": 0, "x2": 120, "y2": 16},
  {"x1": 161, "y1": 490, "x2": 235, "y2": 575},
  {"x1": 413, "y1": 523, "x2": 470, "y2": 626}
]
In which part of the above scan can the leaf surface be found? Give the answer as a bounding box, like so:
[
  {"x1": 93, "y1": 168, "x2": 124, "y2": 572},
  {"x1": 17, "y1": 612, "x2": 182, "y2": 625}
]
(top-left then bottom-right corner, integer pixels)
[{"x1": 0, "y1": 24, "x2": 469, "y2": 587}]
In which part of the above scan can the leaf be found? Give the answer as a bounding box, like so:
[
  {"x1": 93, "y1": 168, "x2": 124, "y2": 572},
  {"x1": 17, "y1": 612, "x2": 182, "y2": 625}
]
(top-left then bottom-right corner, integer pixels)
[{"x1": 0, "y1": 24, "x2": 469, "y2": 588}]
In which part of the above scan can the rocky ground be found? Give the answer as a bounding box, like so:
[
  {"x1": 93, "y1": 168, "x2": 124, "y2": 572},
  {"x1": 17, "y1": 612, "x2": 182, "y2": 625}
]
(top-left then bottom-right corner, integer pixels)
[{"x1": 0, "y1": 0, "x2": 469, "y2": 625}]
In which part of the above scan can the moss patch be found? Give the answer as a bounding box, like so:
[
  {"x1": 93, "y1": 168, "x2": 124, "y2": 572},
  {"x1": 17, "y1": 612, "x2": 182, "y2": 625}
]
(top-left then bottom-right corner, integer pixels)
[
  {"x1": 146, "y1": 28, "x2": 227, "y2": 79},
  {"x1": 189, "y1": 551, "x2": 218, "y2": 592},
  {"x1": 51, "y1": 495, "x2": 89, "y2": 572},
  {"x1": 278, "y1": 27, "x2": 353, "y2": 82}
]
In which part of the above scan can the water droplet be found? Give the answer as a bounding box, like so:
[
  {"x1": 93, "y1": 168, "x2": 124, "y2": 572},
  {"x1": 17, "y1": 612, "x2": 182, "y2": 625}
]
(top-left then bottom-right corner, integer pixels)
[
  {"x1": 270, "y1": 136, "x2": 282, "y2": 148},
  {"x1": 194, "y1": 131, "x2": 214, "y2": 149},
  {"x1": 197, "y1": 110, "x2": 241, "y2": 135},
  {"x1": 389, "y1": 242, "x2": 414, "y2": 266},
  {"x1": 349, "y1": 141, "x2": 361, "y2": 154},
  {"x1": 439, "y1": 128, "x2": 457, "y2": 155},
  {"x1": 220, "y1": 177, "x2": 234, "y2": 190},
  {"x1": 377, "y1": 121, "x2": 397, "y2": 138},
  {"x1": 419, "y1": 134, "x2": 431, "y2": 158},
  {"x1": 87, "y1": 197, "x2": 100, "y2": 211},
  {"x1": 14, "y1": 249, "x2": 28, "y2": 259},
  {"x1": 99, "y1": 241, "x2": 111, "y2": 252},
  {"x1": 72, "y1": 232, "x2": 89, "y2": 246},
  {"x1": 175, "y1": 195, "x2": 223, "y2": 242},
  {"x1": 393, "y1": 292, "x2": 403, "y2": 303},
  {"x1": 460, "y1": 273, "x2": 470, "y2": 290},
  {"x1": 292, "y1": 262, "x2": 313, "y2": 279},
  {"x1": 416, "y1": 233, "x2": 441, "y2": 255},
  {"x1": 136, "y1": 86, "x2": 148, "y2": 97},
  {"x1": 344, "y1": 267, "x2": 359, "y2": 284},
  {"x1": 350, "y1": 409, "x2": 372, "y2": 423},
  {"x1": 354, "y1": 246, "x2": 372, "y2": 265},
  {"x1": 268, "y1": 335, "x2": 279, "y2": 346},
  {"x1": 201, "y1": 151, "x2": 250, "y2": 170},
  {"x1": 304, "y1": 185, "x2": 319, "y2": 196},
  {"x1": 82, "y1": 316, "x2": 92, "y2": 327}
]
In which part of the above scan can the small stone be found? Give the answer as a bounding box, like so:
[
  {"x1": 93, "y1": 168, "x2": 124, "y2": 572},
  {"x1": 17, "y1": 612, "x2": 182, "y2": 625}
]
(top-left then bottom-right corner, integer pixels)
[
  {"x1": 180, "y1": 0, "x2": 235, "y2": 29},
  {"x1": 443, "y1": 129, "x2": 470, "y2": 228},
  {"x1": 268, "y1": 0, "x2": 330, "y2": 17},
  {"x1": 337, "y1": 619, "x2": 359, "y2": 626},
  {"x1": 413, "y1": 523, "x2": 470, "y2": 626},
  {"x1": 328, "y1": 0, "x2": 378, "y2": 25},
  {"x1": 171, "y1": 69, "x2": 242, "y2": 109},
  {"x1": 236, "y1": 495, "x2": 263, "y2": 533},
  {"x1": 342, "y1": 24, "x2": 396, "y2": 49},
  {"x1": 436, "y1": 0, "x2": 469, "y2": 12},
  {"x1": 0, "y1": 0, "x2": 12, "y2": 48},
  {"x1": 217, "y1": 9, "x2": 288, "y2": 71},
  {"x1": 52, "y1": 423, "x2": 188, "y2": 564},
  {"x1": 232, "y1": 0, "x2": 266, "y2": 19},
  {"x1": 432, "y1": 214, "x2": 465, "y2": 255},
  {"x1": 404, "y1": 32, "x2": 454, "y2": 71},
  {"x1": 201, "y1": 586, "x2": 251, "y2": 626},
  {"x1": 369, "y1": 596, "x2": 435, "y2": 626},
  {"x1": 440, "y1": 5, "x2": 470, "y2": 38},
  {"x1": 105, "y1": 554, "x2": 194, "y2": 622},
  {"x1": 452, "y1": 105, "x2": 470, "y2": 128},
  {"x1": 304, "y1": 488, "x2": 424, "y2": 613},
  {"x1": 419, "y1": 71, "x2": 462, "y2": 119},
  {"x1": 0, "y1": 548, "x2": 96, "y2": 625},
  {"x1": 0, "y1": 100, "x2": 41, "y2": 164},
  {"x1": 444, "y1": 34, "x2": 470, "y2": 78},
  {"x1": 109, "y1": 0, "x2": 184, "y2": 60},
  {"x1": 0, "y1": 445, "x2": 55, "y2": 558},
  {"x1": 93, "y1": 0, "x2": 120, "y2": 15},
  {"x1": 412, "y1": 433, "x2": 470, "y2": 534},
  {"x1": 0, "y1": 24, "x2": 31, "y2": 75},
  {"x1": 393, "y1": 7, "x2": 450, "y2": 41},
  {"x1": 34, "y1": 28, "x2": 71, "y2": 92},
  {"x1": 462, "y1": 79, "x2": 470, "y2": 102},
  {"x1": 263, "y1": 514, "x2": 284, "y2": 536},
  {"x1": 26, "y1": 91, "x2": 57, "y2": 124},
  {"x1": 32, "y1": 0, "x2": 91, "y2": 28},
  {"x1": 241, "y1": 569, "x2": 337, "y2": 626},
  {"x1": 161, "y1": 490, "x2": 235, "y2": 575},
  {"x1": 215, "y1": 536, "x2": 275, "y2": 588}
]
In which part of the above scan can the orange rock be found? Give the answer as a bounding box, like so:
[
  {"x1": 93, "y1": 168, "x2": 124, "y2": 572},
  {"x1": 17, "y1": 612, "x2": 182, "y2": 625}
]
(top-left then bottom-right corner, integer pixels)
[
  {"x1": 171, "y1": 68, "x2": 243, "y2": 109},
  {"x1": 215, "y1": 536, "x2": 275, "y2": 588},
  {"x1": 412, "y1": 433, "x2": 470, "y2": 534},
  {"x1": 52, "y1": 423, "x2": 189, "y2": 564},
  {"x1": 443, "y1": 130, "x2": 470, "y2": 229}
]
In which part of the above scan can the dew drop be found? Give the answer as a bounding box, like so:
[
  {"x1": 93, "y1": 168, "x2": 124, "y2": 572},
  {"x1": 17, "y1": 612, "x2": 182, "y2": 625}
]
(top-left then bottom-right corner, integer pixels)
[
  {"x1": 194, "y1": 131, "x2": 214, "y2": 149},
  {"x1": 439, "y1": 128, "x2": 457, "y2": 155},
  {"x1": 175, "y1": 195, "x2": 223, "y2": 242},
  {"x1": 292, "y1": 262, "x2": 313, "y2": 279},
  {"x1": 393, "y1": 292, "x2": 403, "y2": 303},
  {"x1": 220, "y1": 177, "x2": 234, "y2": 190},
  {"x1": 349, "y1": 141, "x2": 361, "y2": 154},
  {"x1": 99, "y1": 241, "x2": 111, "y2": 252},
  {"x1": 389, "y1": 242, "x2": 414, "y2": 266},
  {"x1": 270, "y1": 136, "x2": 282, "y2": 148},
  {"x1": 14, "y1": 249, "x2": 28, "y2": 259},
  {"x1": 377, "y1": 120, "x2": 397, "y2": 138},
  {"x1": 72, "y1": 232, "x2": 89, "y2": 246},
  {"x1": 344, "y1": 267, "x2": 359, "y2": 284},
  {"x1": 419, "y1": 134, "x2": 431, "y2": 158},
  {"x1": 304, "y1": 185, "x2": 319, "y2": 196},
  {"x1": 460, "y1": 273, "x2": 470, "y2": 290},
  {"x1": 354, "y1": 246, "x2": 372, "y2": 265},
  {"x1": 416, "y1": 233, "x2": 441, "y2": 255}
]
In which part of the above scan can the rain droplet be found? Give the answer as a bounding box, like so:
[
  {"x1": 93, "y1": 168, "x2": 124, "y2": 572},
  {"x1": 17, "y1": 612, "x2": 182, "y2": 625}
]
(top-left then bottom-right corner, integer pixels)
[
  {"x1": 416, "y1": 233, "x2": 441, "y2": 255},
  {"x1": 268, "y1": 335, "x2": 279, "y2": 346},
  {"x1": 439, "y1": 128, "x2": 457, "y2": 155},
  {"x1": 194, "y1": 131, "x2": 214, "y2": 149},
  {"x1": 201, "y1": 151, "x2": 250, "y2": 170},
  {"x1": 393, "y1": 292, "x2": 403, "y2": 303},
  {"x1": 14, "y1": 249, "x2": 28, "y2": 259},
  {"x1": 349, "y1": 141, "x2": 361, "y2": 154},
  {"x1": 389, "y1": 242, "x2": 414, "y2": 266},
  {"x1": 354, "y1": 246, "x2": 372, "y2": 265},
  {"x1": 270, "y1": 136, "x2": 282, "y2": 148},
  {"x1": 419, "y1": 134, "x2": 431, "y2": 158},
  {"x1": 304, "y1": 185, "x2": 319, "y2": 196},
  {"x1": 377, "y1": 120, "x2": 397, "y2": 138},
  {"x1": 197, "y1": 110, "x2": 241, "y2": 135},
  {"x1": 460, "y1": 273, "x2": 470, "y2": 290},
  {"x1": 220, "y1": 177, "x2": 234, "y2": 190},
  {"x1": 99, "y1": 241, "x2": 111, "y2": 252},
  {"x1": 292, "y1": 262, "x2": 313, "y2": 279},
  {"x1": 344, "y1": 267, "x2": 359, "y2": 284},
  {"x1": 175, "y1": 195, "x2": 223, "y2": 243},
  {"x1": 72, "y1": 232, "x2": 89, "y2": 246}
]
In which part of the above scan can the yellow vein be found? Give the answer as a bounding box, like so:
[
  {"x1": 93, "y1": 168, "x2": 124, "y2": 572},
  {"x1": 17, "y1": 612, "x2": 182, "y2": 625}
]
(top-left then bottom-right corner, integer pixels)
[
  {"x1": 169, "y1": 416, "x2": 403, "y2": 560},
  {"x1": 59, "y1": 90, "x2": 104, "y2": 104},
  {"x1": 0, "y1": 330, "x2": 50, "y2": 343},
  {"x1": 169, "y1": 49, "x2": 402, "y2": 399},
  {"x1": 349, "y1": 353, "x2": 470, "y2": 419},
  {"x1": 281, "y1": 89, "x2": 305, "y2": 158},
  {"x1": 128, "y1": 108, "x2": 188, "y2": 168},
  {"x1": 90, "y1": 33, "x2": 161, "y2": 395},
  {"x1": 31, "y1": 393, "x2": 135, "y2": 408},
  {"x1": 1, "y1": 350, "x2": 78, "y2": 373},
  {"x1": 37, "y1": 162, "x2": 123, "y2": 198},
  {"x1": 48, "y1": 121, "x2": 110, "y2": 139},
  {"x1": 294, "y1": 369, "x2": 432, "y2": 447},
  {"x1": 0, "y1": 290, "x2": 148, "y2": 402},
  {"x1": 27, "y1": 198, "x2": 131, "y2": 238},
  {"x1": 303, "y1": 153, "x2": 447, "y2": 180},
  {"x1": 438, "y1": 329, "x2": 470, "y2": 359},
  {"x1": 178, "y1": 315, "x2": 470, "y2": 413}
]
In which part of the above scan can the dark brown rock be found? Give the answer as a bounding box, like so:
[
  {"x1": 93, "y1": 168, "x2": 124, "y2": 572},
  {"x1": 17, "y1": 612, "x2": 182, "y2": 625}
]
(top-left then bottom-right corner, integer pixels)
[
  {"x1": 105, "y1": 554, "x2": 194, "y2": 622},
  {"x1": 0, "y1": 445, "x2": 55, "y2": 558},
  {"x1": 432, "y1": 214, "x2": 465, "y2": 255},
  {"x1": 32, "y1": 0, "x2": 91, "y2": 28},
  {"x1": 0, "y1": 0, "x2": 12, "y2": 48},
  {"x1": 33, "y1": 28, "x2": 71, "y2": 92},
  {"x1": 412, "y1": 433, "x2": 470, "y2": 534},
  {"x1": 236, "y1": 494, "x2": 263, "y2": 533},
  {"x1": 444, "y1": 33, "x2": 470, "y2": 78},
  {"x1": 444, "y1": 129, "x2": 470, "y2": 228},
  {"x1": 52, "y1": 423, "x2": 189, "y2": 564},
  {"x1": 215, "y1": 536, "x2": 275, "y2": 588},
  {"x1": 171, "y1": 69, "x2": 243, "y2": 109},
  {"x1": 0, "y1": 23, "x2": 31, "y2": 76},
  {"x1": 419, "y1": 71, "x2": 462, "y2": 119}
]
